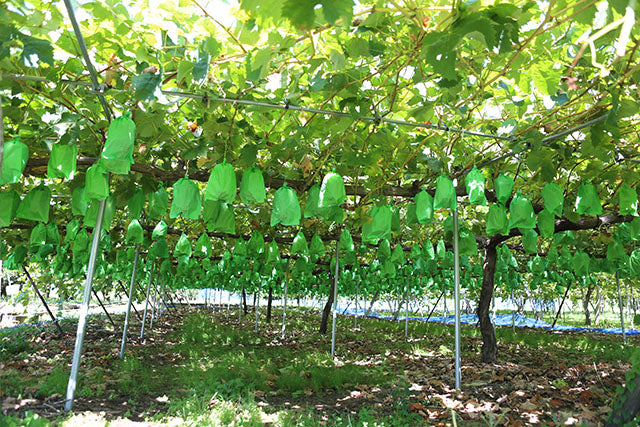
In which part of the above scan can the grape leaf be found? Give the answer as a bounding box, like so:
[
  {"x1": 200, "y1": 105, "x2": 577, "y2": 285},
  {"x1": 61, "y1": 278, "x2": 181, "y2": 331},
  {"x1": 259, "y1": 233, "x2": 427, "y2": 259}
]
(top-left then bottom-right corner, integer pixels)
[
  {"x1": 19, "y1": 34, "x2": 54, "y2": 67},
  {"x1": 321, "y1": 0, "x2": 354, "y2": 25},
  {"x1": 281, "y1": 0, "x2": 316, "y2": 30},
  {"x1": 132, "y1": 72, "x2": 162, "y2": 101}
]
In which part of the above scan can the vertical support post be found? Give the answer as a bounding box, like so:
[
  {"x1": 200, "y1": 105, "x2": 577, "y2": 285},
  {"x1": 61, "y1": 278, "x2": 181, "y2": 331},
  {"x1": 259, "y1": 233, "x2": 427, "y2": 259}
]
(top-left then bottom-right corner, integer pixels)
[
  {"x1": 61, "y1": 0, "x2": 113, "y2": 411},
  {"x1": 150, "y1": 277, "x2": 159, "y2": 330},
  {"x1": 452, "y1": 204, "x2": 461, "y2": 390},
  {"x1": 331, "y1": 236, "x2": 340, "y2": 357},
  {"x1": 354, "y1": 281, "x2": 359, "y2": 329},
  {"x1": 511, "y1": 289, "x2": 516, "y2": 333},
  {"x1": 140, "y1": 261, "x2": 154, "y2": 339},
  {"x1": 405, "y1": 277, "x2": 410, "y2": 338},
  {"x1": 64, "y1": 199, "x2": 106, "y2": 411},
  {"x1": 616, "y1": 271, "x2": 627, "y2": 346},
  {"x1": 227, "y1": 292, "x2": 230, "y2": 320},
  {"x1": 157, "y1": 277, "x2": 164, "y2": 318},
  {"x1": 23, "y1": 267, "x2": 63, "y2": 335},
  {"x1": 120, "y1": 244, "x2": 140, "y2": 358}
]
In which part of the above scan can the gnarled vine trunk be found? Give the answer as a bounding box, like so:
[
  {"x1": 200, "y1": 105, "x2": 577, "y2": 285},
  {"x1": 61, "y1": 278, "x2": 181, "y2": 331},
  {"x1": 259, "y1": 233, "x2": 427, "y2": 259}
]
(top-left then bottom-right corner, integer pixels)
[
  {"x1": 583, "y1": 284, "x2": 595, "y2": 326},
  {"x1": 477, "y1": 243, "x2": 498, "y2": 363},
  {"x1": 365, "y1": 290, "x2": 380, "y2": 317},
  {"x1": 320, "y1": 274, "x2": 335, "y2": 334},
  {"x1": 606, "y1": 371, "x2": 640, "y2": 426}
]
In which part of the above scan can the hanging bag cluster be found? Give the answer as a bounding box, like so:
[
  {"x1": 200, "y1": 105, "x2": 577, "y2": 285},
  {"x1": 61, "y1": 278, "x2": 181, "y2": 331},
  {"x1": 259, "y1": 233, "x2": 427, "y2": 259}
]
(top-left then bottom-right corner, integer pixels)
[
  {"x1": 508, "y1": 191, "x2": 536, "y2": 231},
  {"x1": 16, "y1": 185, "x2": 51, "y2": 223},
  {"x1": 309, "y1": 233, "x2": 325, "y2": 256},
  {"x1": 0, "y1": 190, "x2": 20, "y2": 227},
  {"x1": 208, "y1": 202, "x2": 235, "y2": 234},
  {"x1": 206, "y1": 162, "x2": 237, "y2": 204},
  {"x1": 318, "y1": 171, "x2": 346, "y2": 208},
  {"x1": 101, "y1": 113, "x2": 136, "y2": 175},
  {"x1": 174, "y1": 233, "x2": 193, "y2": 258},
  {"x1": 271, "y1": 184, "x2": 301, "y2": 226},
  {"x1": 1, "y1": 137, "x2": 28, "y2": 185},
  {"x1": 414, "y1": 190, "x2": 433, "y2": 224},
  {"x1": 47, "y1": 144, "x2": 77, "y2": 180},
  {"x1": 493, "y1": 173, "x2": 514, "y2": 205},
  {"x1": 126, "y1": 219, "x2": 144, "y2": 244},
  {"x1": 291, "y1": 232, "x2": 308, "y2": 255},
  {"x1": 486, "y1": 204, "x2": 508, "y2": 236},
  {"x1": 85, "y1": 163, "x2": 109, "y2": 200},
  {"x1": 465, "y1": 166, "x2": 487, "y2": 205},
  {"x1": 362, "y1": 204, "x2": 392, "y2": 243},
  {"x1": 72, "y1": 186, "x2": 88, "y2": 216},
  {"x1": 170, "y1": 177, "x2": 202, "y2": 219},
  {"x1": 433, "y1": 175, "x2": 456, "y2": 210},
  {"x1": 239, "y1": 166, "x2": 265, "y2": 204},
  {"x1": 194, "y1": 234, "x2": 212, "y2": 257}
]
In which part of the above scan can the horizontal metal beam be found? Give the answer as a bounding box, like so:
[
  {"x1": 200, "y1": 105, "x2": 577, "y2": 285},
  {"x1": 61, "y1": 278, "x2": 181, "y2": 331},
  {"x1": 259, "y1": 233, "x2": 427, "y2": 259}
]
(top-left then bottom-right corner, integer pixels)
[{"x1": 6, "y1": 74, "x2": 511, "y2": 141}]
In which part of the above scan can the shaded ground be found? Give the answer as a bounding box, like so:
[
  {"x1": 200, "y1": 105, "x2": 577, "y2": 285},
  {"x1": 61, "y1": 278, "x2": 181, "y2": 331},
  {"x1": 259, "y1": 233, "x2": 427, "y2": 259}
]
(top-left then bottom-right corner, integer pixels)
[{"x1": 1, "y1": 303, "x2": 638, "y2": 425}]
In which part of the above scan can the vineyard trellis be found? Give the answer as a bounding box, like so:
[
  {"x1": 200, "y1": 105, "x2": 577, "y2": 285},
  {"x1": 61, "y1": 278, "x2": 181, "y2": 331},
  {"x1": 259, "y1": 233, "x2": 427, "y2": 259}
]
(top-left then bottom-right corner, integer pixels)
[{"x1": 1, "y1": 0, "x2": 640, "y2": 416}]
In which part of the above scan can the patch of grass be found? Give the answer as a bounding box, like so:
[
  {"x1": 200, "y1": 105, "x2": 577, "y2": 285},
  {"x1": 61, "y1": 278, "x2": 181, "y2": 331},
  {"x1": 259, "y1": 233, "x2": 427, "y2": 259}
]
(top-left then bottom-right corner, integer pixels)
[
  {"x1": 0, "y1": 368, "x2": 29, "y2": 396},
  {"x1": 0, "y1": 411, "x2": 50, "y2": 427},
  {"x1": 113, "y1": 355, "x2": 152, "y2": 397},
  {"x1": 0, "y1": 327, "x2": 35, "y2": 361},
  {"x1": 37, "y1": 367, "x2": 69, "y2": 396}
]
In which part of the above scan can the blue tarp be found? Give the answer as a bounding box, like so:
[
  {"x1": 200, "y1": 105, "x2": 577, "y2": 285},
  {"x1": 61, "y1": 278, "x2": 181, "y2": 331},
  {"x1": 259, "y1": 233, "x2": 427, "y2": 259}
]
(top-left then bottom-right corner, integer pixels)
[{"x1": 341, "y1": 308, "x2": 640, "y2": 336}]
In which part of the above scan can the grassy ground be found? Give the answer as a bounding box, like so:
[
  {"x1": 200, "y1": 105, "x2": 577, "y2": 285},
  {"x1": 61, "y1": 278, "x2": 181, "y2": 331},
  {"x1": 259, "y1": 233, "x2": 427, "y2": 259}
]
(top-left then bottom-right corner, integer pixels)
[{"x1": 1, "y1": 303, "x2": 639, "y2": 426}]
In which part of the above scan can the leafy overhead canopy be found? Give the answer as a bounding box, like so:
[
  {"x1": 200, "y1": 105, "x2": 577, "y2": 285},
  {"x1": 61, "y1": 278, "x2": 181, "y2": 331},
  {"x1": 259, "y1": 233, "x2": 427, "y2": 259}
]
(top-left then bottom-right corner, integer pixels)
[{"x1": 0, "y1": 0, "x2": 639, "y2": 283}]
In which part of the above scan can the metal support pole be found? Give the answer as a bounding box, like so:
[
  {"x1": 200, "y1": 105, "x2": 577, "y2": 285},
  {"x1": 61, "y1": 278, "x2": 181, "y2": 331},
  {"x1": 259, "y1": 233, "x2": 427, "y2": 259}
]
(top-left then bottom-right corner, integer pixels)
[
  {"x1": 119, "y1": 280, "x2": 141, "y2": 321},
  {"x1": 405, "y1": 277, "x2": 410, "y2": 338},
  {"x1": 158, "y1": 277, "x2": 166, "y2": 318},
  {"x1": 140, "y1": 262, "x2": 154, "y2": 339},
  {"x1": 64, "y1": 199, "x2": 106, "y2": 411},
  {"x1": 452, "y1": 205, "x2": 461, "y2": 390},
  {"x1": 226, "y1": 292, "x2": 230, "y2": 320},
  {"x1": 616, "y1": 271, "x2": 627, "y2": 346},
  {"x1": 354, "y1": 281, "x2": 359, "y2": 330},
  {"x1": 23, "y1": 267, "x2": 63, "y2": 335},
  {"x1": 150, "y1": 278, "x2": 159, "y2": 330},
  {"x1": 91, "y1": 289, "x2": 116, "y2": 329},
  {"x1": 511, "y1": 289, "x2": 516, "y2": 333},
  {"x1": 120, "y1": 244, "x2": 140, "y2": 358},
  {"x1": 62, "y1": 0, "x2": 112, "y2": 412},
  {"x1": 331, "y1": 238, "x2": 340, "y2": 357}
]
